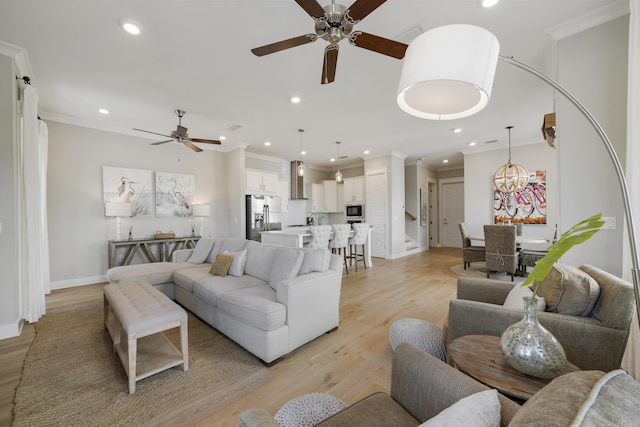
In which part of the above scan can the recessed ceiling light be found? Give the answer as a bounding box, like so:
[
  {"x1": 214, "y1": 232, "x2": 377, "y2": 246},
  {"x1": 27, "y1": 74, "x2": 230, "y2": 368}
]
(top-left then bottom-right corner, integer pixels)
[
  {"x1": 468, "y1": 141, "x2": 477, "y2": 146},
  {"x1": 330, "y1": 158, "x2": 336, "y2": 162},
  {"x1": 119, "y1": 18, "x2": 142, "y2": 35},
  {"x1": 481, "y1": 0, "x2": 500, "y2": 7},
  {"x1": 219, "y1": 136, "x2": 226, "y2": 141},
  {"x1": 443, "y1": 159, "x2": 449, "y2": 163},
  {"x1": 264, "y1": 141, "x2": 271, "y2": 146},
  {"x1": 98, "y1": 108, "x2": 110, "y2": 115},
  {"x1": 301, "y1": 151, "x2": 306, "y2": 155},
  {"x1": 452, "y1": 128, "x2": 462, "y2": 133},
  {"x1": 291, "y1": 96, "x2": 301, "y2": 104},
  {"x1": 363, "y1": 150, "x2": 370, "y2": 155}
]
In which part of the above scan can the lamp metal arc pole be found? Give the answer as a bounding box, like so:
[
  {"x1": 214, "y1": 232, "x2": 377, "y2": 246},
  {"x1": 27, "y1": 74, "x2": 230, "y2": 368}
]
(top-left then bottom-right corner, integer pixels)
[{"x1": 499, "y1": 55, "x2": 640, "y2": 327}]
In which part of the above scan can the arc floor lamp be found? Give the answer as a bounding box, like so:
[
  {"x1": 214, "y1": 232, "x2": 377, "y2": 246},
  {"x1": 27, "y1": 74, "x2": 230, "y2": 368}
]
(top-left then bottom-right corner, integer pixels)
[{"x1": 397, "y1": 24, "x2": 640, "y2": 326}]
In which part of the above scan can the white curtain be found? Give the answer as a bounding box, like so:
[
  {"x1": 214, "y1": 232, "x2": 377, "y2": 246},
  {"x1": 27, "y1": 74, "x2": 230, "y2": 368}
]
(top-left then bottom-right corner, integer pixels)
[
  {"x1": 622, "y1": 0, "x2": 640, "y2": 379},
  {"x1": 20, "y1": 84, "x2": 50, "y2": 322}
]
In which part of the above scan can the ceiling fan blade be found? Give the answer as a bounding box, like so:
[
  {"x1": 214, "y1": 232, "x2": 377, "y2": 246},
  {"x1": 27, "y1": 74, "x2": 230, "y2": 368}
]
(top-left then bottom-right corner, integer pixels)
[
  {"x1": 345, "y1": 0, "x2": 387, "y2": 23},
  {"x1": 251, "y1": 34, "x2": 317, "y2": 57},
  {"x1": 321, "y1": 44, "x2": 339, "y2": 85},
  {"x1": 294, "y1": 0, "x2": 325, "y2": 19},
  {"x1": 189, "y1": 138, "x2": 222, "y2": 145},
  {"x1": 349, "y1": 31, "x2": 408, "y2": 59},
  {"x1": 133, "y1": 128, "x2": 173, "y2": 138},
  {"x1": 183, "y1": 141, "x2": 203, "y2": 152},
  {"x1": 150, "y1": 139, "x2": 174, "y2": 145}
]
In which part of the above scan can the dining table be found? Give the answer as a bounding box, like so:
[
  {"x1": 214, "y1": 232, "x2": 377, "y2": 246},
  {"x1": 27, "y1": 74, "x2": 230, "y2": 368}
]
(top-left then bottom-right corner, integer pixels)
[{"x1": 469, "y1": 235, "x2": 550, "y2": 245}]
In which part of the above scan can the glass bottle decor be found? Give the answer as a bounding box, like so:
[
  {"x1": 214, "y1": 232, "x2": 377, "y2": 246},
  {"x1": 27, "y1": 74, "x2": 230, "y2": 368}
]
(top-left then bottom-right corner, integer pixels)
[{"x1": 500, "y1": 295, "x2": 568, "y2": 379}]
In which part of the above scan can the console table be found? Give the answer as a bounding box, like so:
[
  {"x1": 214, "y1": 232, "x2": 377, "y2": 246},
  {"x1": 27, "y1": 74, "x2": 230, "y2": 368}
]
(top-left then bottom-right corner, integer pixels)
[
  {"x1": 108, "y1": 236, "x2": 200, "y2": 268},
  {"x1": 448, "y1": 335, "x2": 579, "y2": 402}
]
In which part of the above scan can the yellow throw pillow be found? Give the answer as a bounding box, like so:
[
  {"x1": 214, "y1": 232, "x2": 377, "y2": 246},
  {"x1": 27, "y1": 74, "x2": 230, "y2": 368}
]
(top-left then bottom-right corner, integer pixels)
[{"x1": 210, "y1": 253, "x2": 233, "y2": 277}]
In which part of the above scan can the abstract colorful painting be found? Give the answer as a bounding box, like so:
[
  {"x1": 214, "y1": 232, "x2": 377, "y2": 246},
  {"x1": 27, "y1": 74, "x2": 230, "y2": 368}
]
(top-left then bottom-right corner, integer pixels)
[{"x1": 493, "y1": 170, "x2": 547, "y2": 224}]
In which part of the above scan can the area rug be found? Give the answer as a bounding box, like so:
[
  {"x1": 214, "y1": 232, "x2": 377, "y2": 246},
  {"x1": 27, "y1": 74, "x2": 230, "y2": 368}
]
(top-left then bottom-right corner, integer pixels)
[
  {"x1": 12, "y1": 300, "x2": 268, "y2": 426},
  {"x1": 447, "y1": 263, "x2": 525, "y2": 284}
]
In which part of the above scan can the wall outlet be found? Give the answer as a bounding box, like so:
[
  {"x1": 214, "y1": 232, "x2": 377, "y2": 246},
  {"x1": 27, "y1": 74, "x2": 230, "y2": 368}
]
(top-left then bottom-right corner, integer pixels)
[{"x1": 602, "y1": 216, "x2": 616, "y2": 230}]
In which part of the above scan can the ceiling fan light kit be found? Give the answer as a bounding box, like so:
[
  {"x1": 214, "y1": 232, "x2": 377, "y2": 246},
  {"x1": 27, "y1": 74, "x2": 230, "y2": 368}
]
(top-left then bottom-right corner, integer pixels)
[
  {"x1": 397, "y1": 24, "x2": 499, "y2": 120},
  {"x1": 252, "y1": 0, "x2": 408, "y2": 84}
]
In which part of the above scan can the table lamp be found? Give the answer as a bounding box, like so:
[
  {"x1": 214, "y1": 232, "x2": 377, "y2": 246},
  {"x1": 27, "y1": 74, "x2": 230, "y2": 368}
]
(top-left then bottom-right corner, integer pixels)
[
  {"x1": 193, "y1": 204, "x2": 211, "y2": 237},
  {"x1": 105, "y1": 202, "x2": 131, "y2": 241}
]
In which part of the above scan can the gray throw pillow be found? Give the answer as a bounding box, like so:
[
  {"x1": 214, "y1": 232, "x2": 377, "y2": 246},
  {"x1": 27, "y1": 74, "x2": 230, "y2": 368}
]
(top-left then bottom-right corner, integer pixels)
[
  {"x1": 299, "y1": 248, "x2": 331, "y2": 275},
  {"x1": 187, "y1": 236, "x2": 215, "y2": 264},
  {"x1": 224, "y1": 249, "x2": 247, "y2": 277},
  {"x1": 537, "y1": 263, "x2": 600, "y2": 316}
]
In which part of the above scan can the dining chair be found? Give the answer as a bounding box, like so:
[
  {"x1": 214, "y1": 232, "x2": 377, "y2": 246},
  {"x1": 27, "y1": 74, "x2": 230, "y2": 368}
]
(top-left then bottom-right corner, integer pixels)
[
  {"x1": 328, "y1": 224, "x2": 351, "y2": 274},
  {"x1": 348, "y1": 223, "x2": 369, "y2": 272},
  {"x1": 483, "y1": 224, "x2": 518, "y2": 281},
  {"x1": 458, "y1": 223, "x2": 485, "y2": 270},
  {"x1": 305, "y1": 225, "x2": 332, "y2": 249}
]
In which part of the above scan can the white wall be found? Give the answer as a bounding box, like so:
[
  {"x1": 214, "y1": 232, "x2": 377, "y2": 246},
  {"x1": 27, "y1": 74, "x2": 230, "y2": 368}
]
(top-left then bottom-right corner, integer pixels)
[
  {"x1": 47, "y1": 121, "x2": 229, "y2": 288},
  {"x1": 390, "y1": 152, "x2": 407, "y2": 257},
  {"x1": 464, "y1": 142, "x2": 558, "y2": 249},
  {"x1": 557, "y1": 16, "x2": 628, "y2": 274},
  {"x1": 0, "y1": 53, "x2": 20, "y2": 337}
]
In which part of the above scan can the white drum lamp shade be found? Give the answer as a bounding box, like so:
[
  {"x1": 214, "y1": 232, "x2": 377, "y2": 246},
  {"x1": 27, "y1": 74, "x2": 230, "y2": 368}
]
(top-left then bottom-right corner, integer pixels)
[
  {"x1": 105, "y1": 202, "x2": 131, "y2": 241},
  {"x1": 193, "y1": 204, "x2": 211, "y2": 217},
  {"x1": 397, "y1": 24, "x2": 500, "y2": 120}
]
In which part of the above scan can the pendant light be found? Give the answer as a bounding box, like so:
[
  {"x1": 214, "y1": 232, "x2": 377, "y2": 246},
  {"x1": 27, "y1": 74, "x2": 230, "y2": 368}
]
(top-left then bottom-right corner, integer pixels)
[
  {"x1": 297, "y1": 129, "x2": 305, "y2": 177},
  {"x1": 493, "y1": 126, "x2": 529, "y2": 193},
  {"x1": 335, "y1": 141, "x2": 343, "y2": 182}
]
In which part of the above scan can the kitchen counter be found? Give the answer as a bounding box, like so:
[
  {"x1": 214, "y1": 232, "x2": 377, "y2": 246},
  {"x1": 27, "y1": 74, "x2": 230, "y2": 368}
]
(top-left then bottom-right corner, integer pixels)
[{"x1": 260, "y1": 227, "x2": 372, "y2": 267}]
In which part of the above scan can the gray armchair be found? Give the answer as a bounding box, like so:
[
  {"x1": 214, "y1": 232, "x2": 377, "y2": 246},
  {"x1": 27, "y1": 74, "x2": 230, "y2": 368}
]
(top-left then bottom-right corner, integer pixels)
[
  {"x1": 445, "y1": 264, "x2": 635, "y2": 372},
  {"x1": 458, "y1": 223, "x2": 485, "y2": 269},
  {"x1": 484, "y1": 224, "x2": 518, "y2": 281}
]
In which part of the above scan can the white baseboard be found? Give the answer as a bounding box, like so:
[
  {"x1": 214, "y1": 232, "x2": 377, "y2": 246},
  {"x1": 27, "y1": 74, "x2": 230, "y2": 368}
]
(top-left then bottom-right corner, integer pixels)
[
  {"x1": 0, "y1": 319, "x2": 23, "y2": 340},
  {"x1": 51, "y1": 275, "x2": 107, "y2": 290},
  {"x1": 388, "y1": 246, "x2": 428, "y2": 260}
]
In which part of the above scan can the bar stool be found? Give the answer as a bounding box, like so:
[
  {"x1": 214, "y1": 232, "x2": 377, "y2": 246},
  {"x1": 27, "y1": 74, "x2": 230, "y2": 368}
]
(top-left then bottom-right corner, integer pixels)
[
  {"x1": 348, "y1": 223, "x2": 369, "y2": 272},
  {"x1": 305, "y1": 225, "x2": 332, "y2": 249},
  {"x1": 328, "y1": 224, "x2": 351, "y2": 274}
]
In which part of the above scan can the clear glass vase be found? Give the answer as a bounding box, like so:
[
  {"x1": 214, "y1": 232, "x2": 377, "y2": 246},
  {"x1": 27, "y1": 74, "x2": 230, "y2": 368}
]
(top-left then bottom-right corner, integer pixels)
[{"x1": 500, "y1": 295, "x2": 568, "y2": 379}]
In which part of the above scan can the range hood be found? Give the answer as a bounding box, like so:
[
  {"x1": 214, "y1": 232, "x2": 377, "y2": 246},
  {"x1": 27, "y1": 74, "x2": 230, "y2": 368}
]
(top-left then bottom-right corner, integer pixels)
[{"x1": 290, "y1": 161, "x2": 307, "y2": 199}]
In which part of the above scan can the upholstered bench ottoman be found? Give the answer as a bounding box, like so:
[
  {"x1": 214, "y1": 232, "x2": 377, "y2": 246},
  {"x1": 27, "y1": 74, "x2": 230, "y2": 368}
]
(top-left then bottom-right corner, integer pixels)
[
  {"x1": 103, "y1": 280, "x2": 189, "y2": 394},
  {"x1": 389, "y1": 318, "x2": 447, "y2": 361}
]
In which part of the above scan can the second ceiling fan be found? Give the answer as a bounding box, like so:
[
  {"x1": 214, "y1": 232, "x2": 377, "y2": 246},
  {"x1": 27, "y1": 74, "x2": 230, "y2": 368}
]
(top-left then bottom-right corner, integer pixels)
[{"x1": 251, "y1": 0, "x2": 408, "y2": 84}]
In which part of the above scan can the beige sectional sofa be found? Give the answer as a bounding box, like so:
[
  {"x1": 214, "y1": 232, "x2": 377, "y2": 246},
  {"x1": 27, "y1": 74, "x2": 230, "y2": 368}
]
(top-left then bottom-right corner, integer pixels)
[{"x1": 106, "y1": 237, "x2": 343, "y2": 365}]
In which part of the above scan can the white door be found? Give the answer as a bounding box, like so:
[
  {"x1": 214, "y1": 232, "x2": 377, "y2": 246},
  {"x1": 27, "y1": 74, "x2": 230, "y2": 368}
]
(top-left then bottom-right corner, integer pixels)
[
  {"x1": 366, "y1": 172, "x2": 387, "y2": 258},
  {"x1": 442, "y1": 181, "x2": 465, "y2": 248}
]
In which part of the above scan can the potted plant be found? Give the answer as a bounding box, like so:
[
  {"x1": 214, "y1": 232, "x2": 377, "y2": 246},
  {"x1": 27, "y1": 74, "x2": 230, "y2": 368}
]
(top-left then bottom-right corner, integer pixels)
[{"x1": 500, "y1": 213, "x2": 605, "y2": 378}]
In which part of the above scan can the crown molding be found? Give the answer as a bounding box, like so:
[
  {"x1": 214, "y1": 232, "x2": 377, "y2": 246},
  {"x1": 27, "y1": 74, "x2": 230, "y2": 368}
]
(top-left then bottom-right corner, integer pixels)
[{"x1": 546, "y1": 0, "x2": 629, "y2": 40}]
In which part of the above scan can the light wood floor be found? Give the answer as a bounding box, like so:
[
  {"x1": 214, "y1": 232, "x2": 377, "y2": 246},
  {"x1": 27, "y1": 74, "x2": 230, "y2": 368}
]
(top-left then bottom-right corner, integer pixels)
[{"x1": 0, "y1": 247, "x2": 463, "y2": 427}]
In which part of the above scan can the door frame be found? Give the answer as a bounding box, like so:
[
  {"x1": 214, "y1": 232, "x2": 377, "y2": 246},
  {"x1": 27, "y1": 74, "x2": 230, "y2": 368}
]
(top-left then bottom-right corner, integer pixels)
[
  {"x1": 365, "y1": 168, "x2": 388, "y2": 259},
  {"x1": 438, "y1": 177, "x2": 464, "y2": 247}
]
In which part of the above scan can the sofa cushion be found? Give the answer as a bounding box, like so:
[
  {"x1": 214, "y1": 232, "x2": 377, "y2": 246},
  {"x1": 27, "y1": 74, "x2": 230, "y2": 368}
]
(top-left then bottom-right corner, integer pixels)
[
  {"x1": 106, "y1": 262, "x2": 194, "y2": 285},
  {"x1": 419, "y1": 389, "x2": 500, "y2": 427},
  {"x1": 299, "y1": 248, "x2": 332, "y2": 275},
  {"x1": 538, "y1": 263, "x2": 600, "y2": 316},
  {"x1": 317, "y1": 392, "x2": 419, "y2": 426},
  {"x1": 244, "y1": 241, "x2": 279, "y2": 282},
  {"x1": 187, "y1": 236, "x2": 215, "y2": 264},
  {"x1": 173, "y1": 265, "x2": 214, "y2": 293},
  {"x1": 510, "y1": 369, "x2": 640, "y2": 426},
  {"x1": 192, "y1": 275, "x2": 267, "y2": 307},
  {"x1": 217, "y1": 285, "x2": 286, "y2": 331},
  {"x1": 210, "y1": 253, "x2": 233, "y2": 277},
  {"x1": 224, "y1": 249, "x2": 247, "y2": 277},
  {"x1": 205, "y1": 238, "x2": 225, "y2": 263},
  {"x1": 269, "y1": 247, "x2": 304, "y2": 290},
  {"x1": 218, "y1": 238, "x2": 248, "y2": 254}
]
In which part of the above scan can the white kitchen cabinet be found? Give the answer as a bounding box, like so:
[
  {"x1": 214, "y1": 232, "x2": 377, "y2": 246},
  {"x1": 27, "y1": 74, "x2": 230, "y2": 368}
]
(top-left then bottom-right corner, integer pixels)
[
  {"x1": 278, "y1": 180, "x2": 289, "y2": 212},
  {"x1": 323, "y1": 180, "x2": 338, "y2": 212},
  {"x1": 309, "y1": 180, "x2": 344, "y2": 212},
  {"x1": 343, "y1": 176, "x2": 365, "y2": 204},
  {"x1": 310, "y1": 183, "x2": 324, "y2": 212},
  {"x1": 246, "y1": 170, "x2": 278, "y2": 194}
]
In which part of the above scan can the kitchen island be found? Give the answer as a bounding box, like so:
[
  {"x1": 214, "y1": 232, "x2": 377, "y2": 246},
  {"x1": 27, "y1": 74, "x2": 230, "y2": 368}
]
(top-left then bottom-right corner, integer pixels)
[{"x1": 260, "y1": 226, "x2": 372, "y2": 267}]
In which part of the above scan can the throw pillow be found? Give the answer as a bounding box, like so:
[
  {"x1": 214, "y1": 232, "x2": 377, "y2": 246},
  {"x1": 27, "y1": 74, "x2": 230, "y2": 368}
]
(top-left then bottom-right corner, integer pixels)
[
  {"x1": 299, "y1": 248, "x2": 332, "y2": 275},
  {"x1": 224, "y1": 249, "x2": 247, "y2": 277},
  {"x1": 209, "y1": 253, "x2": 233, "y2": 277},
  {"x1": 268, "y1": 248, "x2": 304, "y2": 289},
  {"x1": 503, "y1": 285, "x2": 546, "y2": 311},
  {"x1": 419, "y1": 389, "x2": 500, "y2": 427},
  {"x1": 537, "y1": 263, "x2": 600, "y2": 316},
  {"x1": 187, "y1": 236, "x2": 215, "y2": 264}
]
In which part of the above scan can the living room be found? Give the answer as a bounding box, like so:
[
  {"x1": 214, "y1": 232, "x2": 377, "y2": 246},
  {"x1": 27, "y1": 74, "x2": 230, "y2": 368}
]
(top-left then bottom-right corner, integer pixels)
[{"x1": 1, "y1": 0, "x2": 639, "y2": 424}]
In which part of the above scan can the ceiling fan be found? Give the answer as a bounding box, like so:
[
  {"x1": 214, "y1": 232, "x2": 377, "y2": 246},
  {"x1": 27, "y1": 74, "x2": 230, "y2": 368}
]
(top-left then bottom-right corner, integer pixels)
[
  {"x1": 251, "y1": 0, "x2": 408, "y2": 84},
  {"x1": 133, "y1": 109, "x2": 222, "y2": 153}
]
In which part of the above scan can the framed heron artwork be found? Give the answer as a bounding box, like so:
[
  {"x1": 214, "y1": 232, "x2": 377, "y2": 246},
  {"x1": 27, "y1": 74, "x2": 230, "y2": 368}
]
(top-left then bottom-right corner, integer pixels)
[
  {"x1": 155, "y1": 172, "x2": 195, "y2": 218},
  {"x1": 102, "y1": 166, "x2": 153, "y2": 217}
]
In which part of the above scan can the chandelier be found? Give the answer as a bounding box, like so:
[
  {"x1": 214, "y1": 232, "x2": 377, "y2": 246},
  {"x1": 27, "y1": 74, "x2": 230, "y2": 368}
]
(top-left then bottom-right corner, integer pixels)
[{"x1": 493, "y1": 126, "x2": 529, "y2": 193}]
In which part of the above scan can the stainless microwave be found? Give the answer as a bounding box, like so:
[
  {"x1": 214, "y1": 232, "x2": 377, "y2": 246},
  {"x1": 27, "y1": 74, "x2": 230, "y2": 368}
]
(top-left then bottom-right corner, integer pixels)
[{"x1": 345, "y1": 204, "x2": 364, "y2": 219}]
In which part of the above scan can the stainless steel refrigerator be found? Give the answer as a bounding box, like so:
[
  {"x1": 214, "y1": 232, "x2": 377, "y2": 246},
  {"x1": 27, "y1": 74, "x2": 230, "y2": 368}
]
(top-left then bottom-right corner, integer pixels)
[{"x1": 245, "y1": 194, "x2": 282, "y2": 242}]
